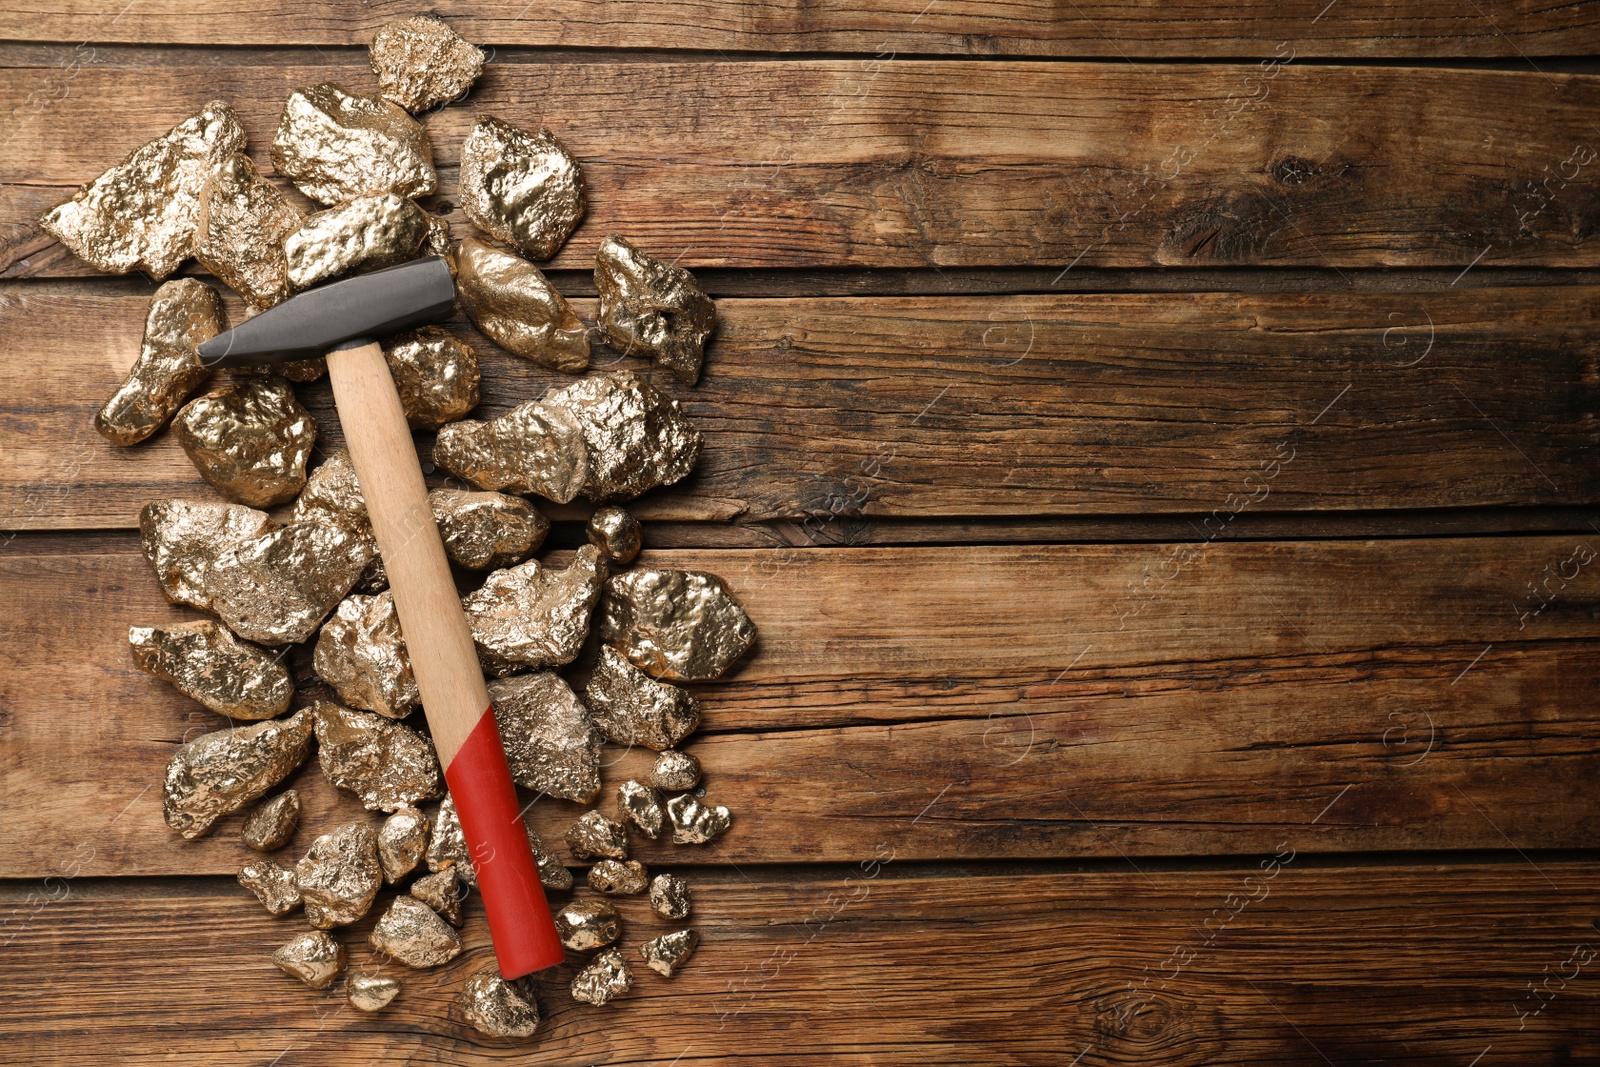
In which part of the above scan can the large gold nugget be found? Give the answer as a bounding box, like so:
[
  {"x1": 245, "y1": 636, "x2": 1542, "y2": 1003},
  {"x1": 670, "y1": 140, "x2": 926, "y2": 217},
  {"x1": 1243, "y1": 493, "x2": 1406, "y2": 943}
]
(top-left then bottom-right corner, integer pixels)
[
  {"x1": 172, "y1": 378, "x2": 316, "y2": 507},
  {"x1": 584, "y1": 644, "x2": 701, "y2": 751},
  {"x1": 205, "y1": 520, "x2": 374, "y2": 645},
  {"x1": 285, "y1": 193, "x2": 428, "y2": 291},
  {"x1": 369, "y1": 896, "x2": 463, "y2": 969},
  {"x1": 312, "y1": 701, "x2": 443, "y2": 812},
  {"x1": 294, "y1": 821, "x2": 382, "y2": 929},
  {"x1": 39, "y1": 100, "x2": 245, "y2": 277},
  {"x1": 459, "y1": 117, "x2": 584, "y2": 260},
  {"x1": 377, "y1": 806, "x2": 429, "y2": 883},
  {"x1": 369, "y1": 15, "x2": 484, "y2": 113},
  {"x1": 270, "y1": 83, "x2": 437, "y2": 205},
  {"x1": 194, "y1": 154, "x2": 303, "y2": 309},
  {"x1": 291, "y1": 449, "x2": 385, "y2": 591},
  {"x1": 461, "y1": 970, "x2": 540, "y2": 1038},
  {"x1": 430, "y1": 488, "x2": 547, "y2": 571},
  {"x1": 140, "y1": 500, "x2": 278, "y2": 611},
  {"x1": 96, "y1": 279, "x2": 224, "y2": 446},
  {"x1": 161, "y1": 709, "x2": 313, "y2": 839},
  {"x1": 273, "y1": 930, "x2": 345, "y2": 989},
  {"x1": 541, "y1": 370, "x2": 701, "y2": 501},
  {"x1": 463, "y1": 544, "x2": 606, "y2": 675},
  {"x1": 600, "y1": 567, "x2": 756, "y2": 681},
  {"x1": 432, "y1": 398, "x2": 588, "y2": 504},
  {"x1": 595, "y1": 235, "x2": 716, "y2": 385},
  {"x1": 570, "y1": 948, "x2": 632, "y2": 1006},
  {"x1": 487, "y1": 672, "x2": 602, "y2": 803},
  {"x1": 129, "y1": 620, "x2": 292, "y2": 721},
  {"x1": 455, "y1": 237, "x2": 589, "y2": 372},
  {"x1": 384, "y1": 328, "x2": 480, "y2": 430},
  {"x1": 314, "y1": 593, "x2": 419, "y2": 719}
]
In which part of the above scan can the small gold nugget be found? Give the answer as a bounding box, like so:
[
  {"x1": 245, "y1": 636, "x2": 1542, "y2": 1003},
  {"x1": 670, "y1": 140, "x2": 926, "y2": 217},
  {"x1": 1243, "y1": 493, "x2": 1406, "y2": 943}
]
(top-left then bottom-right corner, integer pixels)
[
  {"x1": 553, "y1": 899, "x2": 621, "y2": 952},
  {"x1": 461, "y1": 969, "x2": 540, "y2": 1038},
  {"x1": 410, "y1": 868, "x2": 464, "y2": 926},
  {"x1": 204, "y1": 520, "x2": 373, "y2": 645},
  {"x1": 270, "y1": 83, "x2": 437, "y2": 205},
  {"x1": 273, "y1": 930, "x2": 346, "y2": 989},
  {"x1": 667, "y1": 793, "x2": 732, "y2": 845},
  {"x1": 541, "y1": 370, "x2": 701, "y2": 501},
  {"x1": 649, "y1": 873, "x2": 692, "y2": 920},
  {"x1": 488, "y1": 671, "x2": 603, "y2": 803},
  {"x1": 640, "y1": 929, "x2": 698, "y2": 977},
  {"x1": 291, "y1": 449, "x2": 385, "y2": 592},
  {"x1": 172, "y1": 378, "x2": 316, "y2": 507},
  {"x1": 651, "y1": 749, "x2": 701, "y2": 792},
  {"x1": 377, "y1": 806, "x2": 429, "y2": 884},
  {"x1": 238, "y1": 859, "x2": 301, "y2": 916},
  {"x1": 454, "y1": 237, "x2": 589, "y2": 372},
  {"x1": 96, "y1": 279, "x2": 223, "y2": 446},
  {"x1": 459, "y1": 117, "x2": 585, "y2": 260},
  {"x1": 347, "y1": 972, "x2": 401, "y2": 1012},
  {"x1": 370, "y1": 15, "x2": 485, "y2": 113},
  {"x1": 586, "y1": 505, "x2": 641, "y2": 566},
  {"x1": 570, "y1": 948, "x2": 632, "y2": 1006},
  {"x1": 242, "y1": 790, "x2": 301, "y2": 852},
  {"x1": 432, "y1": 396, "x2": 589, "y2": 504},
  {"x1": 595, "y1": 235, "x2": 716, "y2": 385},
  {"x1": 587, "y1": 859, "x2": 649, "y2": 897},
  {"x1": 294, "y1": 821, "x2": 382, "y2": 929},
  {"x1": 565, "y1": 811, "x2": 629, "y2": 862},
  {"x1": 616, "y1": 780, "x2": 665, "y2": 840}
]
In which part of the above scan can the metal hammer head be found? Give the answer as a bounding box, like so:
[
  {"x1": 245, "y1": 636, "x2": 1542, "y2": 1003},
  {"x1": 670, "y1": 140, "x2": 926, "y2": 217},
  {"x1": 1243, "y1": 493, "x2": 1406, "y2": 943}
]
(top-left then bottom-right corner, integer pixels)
[{"x1": 197, "y1": 256, "x2": 456, "y2": 368}]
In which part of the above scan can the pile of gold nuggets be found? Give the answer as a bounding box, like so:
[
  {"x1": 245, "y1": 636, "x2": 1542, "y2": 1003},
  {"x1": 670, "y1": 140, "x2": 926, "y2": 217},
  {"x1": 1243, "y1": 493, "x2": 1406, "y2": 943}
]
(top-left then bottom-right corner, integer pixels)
[{"x1": 44, "y1": 14, "x2": 756, "y2": 1038}]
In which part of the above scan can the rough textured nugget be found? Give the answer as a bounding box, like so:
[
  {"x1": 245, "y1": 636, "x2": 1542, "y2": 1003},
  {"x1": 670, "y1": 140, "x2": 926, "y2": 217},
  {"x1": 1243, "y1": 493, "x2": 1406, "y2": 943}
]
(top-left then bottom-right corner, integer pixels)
[
  {"x1": 40, "y1": 100, "x2": 246, "y2": 277},
  {"x1": 541, "y1": 370, "x2": 701, "y2": 501},
  {"x1": 139, "y1": 499, "x2": 278, "y2": 611},
  {"x1": 194, "y1": 154, "x2": 302, "y2": 308},
  {"x1": 238, "y1": 859, "x2": 301, "y2": 916},
  {"x1": 432, "y1": 396, "x2": 589, "y2": 504},
  {"x1": 616, "y1": 780, "x2": 665, "y2": 840},
  {"x1": 425, "y1": 794, "x2": 474, "y2": 886},
  {"x1": 409, "y1": 868, "x2": 463, "y2": 926},
  {"x1": 649, "y1": 872, "x2": 692, "y2": 920},
  {"x1": 553, "y1": 899, "x2": 620, "y2": 952},
  {"x1": 667, "y1": 793, "x2": 732, "y2": 845},
  {"x1": 565, "y1": 810, "x2": 629, "y2": 861},
  {"x1": 294, "y1": 821, "x2": 382, "y2": 929},
  {"x1": 172, "y1": 378, "x2": 316, "y2": 507},
  {"x1": 313, "y1": 701, "x2": 443, "y2": 812},
  {"x1": 639, "y1": 929, "x2": 698, "y2": 977},
  {"x1": 369, "y1": 896, "x2": 463, "y2": 968},
  {"x1": 487, "y1": 671, "x2": 603, "y2": 803},
  {"x1": 370, "y1": 15, "x2": 484, "y2": 113},
  {"x1": 270, "y1": 83, "x2": 437, "y2": 205},
  {"x1": 347, "y1": 972, "x2": 400, "y2": 1012},
  {"x1": 96, "y1": 278, "x2": 223, "y2": 445},
  {"x1": 242, "y1": 790, "x2": 301, "y2": 852},
  {"x1": 461, "y1": 969, "x2": 540, "y2": 1038},
  {"x1": 570, "y1": 948, "x2": 632, "y2": 1006},
  {"x1": 584, "y1": 645, "x2": 701, "y2": 751},
  {"x1": 383, "y1": 328, "x2": 480, "y2": 430},
  {"x1": 161, "y1": 710, "x2": 313, "y2": 839},
  {"x1": 273, "y1": 929, "x2": 345, "y2": 989},
  {"x1": 314, "y1": 593, "x2": 419, "y2": 719},
  {"x1": 455, "y1": 237, "x2": 589, "y2": 372},
  {"x1": 429, "y1": 489, "x2": 547, "y2": 571},
  {"x1": 587, "y1": 859, "x2": 648, "y2": 896},
  {"x1": 204, "y1": 520, "x2": 373, "y2": 645},
  {"x1": 459, "y1": 117, "x2": 584, "y2": 259},
  {"x1": 599, "y1": 567, "x2": 756, "y2": 681},
  {"x1": 586, "y1": 505, "x2": 641, "y2": 566},
  {"x1": 650, "y1": 749, "x2": 701, "y2": 792},
  {"x1": 377, "y1": 806, "x2": 429, "y2": 883},
  {"x1": 284, "y1": 192, "x2": 428, "y2": 291},
  {"x1": 129, "y1": 620, "x2": 292, "y2": 721},
  {"x1": 595, "y1": 235, "x2": 715, "y2": 385},
  {"x1": 463, "y1": 544, "x2": 606, "y2": 674},
  {"x1": 290, "y1": 449, "x2": 385, "y2": 592}
]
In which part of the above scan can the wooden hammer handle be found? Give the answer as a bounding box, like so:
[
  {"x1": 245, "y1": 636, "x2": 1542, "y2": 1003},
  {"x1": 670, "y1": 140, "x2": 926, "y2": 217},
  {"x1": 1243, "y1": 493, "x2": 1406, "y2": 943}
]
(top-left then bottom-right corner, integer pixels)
[{"x1": 326, "y1": 338, "x2": 563, "y2": 978}]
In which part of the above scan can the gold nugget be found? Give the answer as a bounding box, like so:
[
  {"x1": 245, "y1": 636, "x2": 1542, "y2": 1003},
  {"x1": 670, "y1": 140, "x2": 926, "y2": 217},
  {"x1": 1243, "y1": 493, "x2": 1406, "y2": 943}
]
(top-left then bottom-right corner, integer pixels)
[
  {"x1": 553, "y1": 899, "x2": 621, "y2": 952},
  {"x1": 426, "y1": 794, "x2": 475, "y2": 885},
  {"x1": 384, "y1": 328, "x2": 480, "y2": 430},
  {"x1": 347, "y1": 972, "x2": 401, "y2": 1012},
  {"x1": 649, "y1": 872, "x2": 692, "y2": 920},
  {"x1": 410, "y1": 868, "x2": 464, "y2": 926},
  {"x1": 294, "y1": 821, "x2": 382, "y2": 929},
  {"x1": 285, "y1": 193, "x2": 429, "y2": 291},
  {"x1": 588, "y1": 859, "x2": 649, "y2": 896},
  {"x1": 242, "y1": 790, "x2": 301, "y2": 852},
  {"x1": 204, "y1": 520, "x2": 374, "y2": 645},
  {"x1": 461, "y1": 969, "x2": 540, "y2": 1038},
  {"x1": 616, "y1": 780, "x2": 665, "y2": 840},
  {"x1": 430, "y1": 488, "x2": 547, "y2": 571},
  {"x1": 600, "y1": 567, "x2": 756, "y2": 681},
  {"x1": 541, "y1": 370, "x2": 701, "y2": 501},
  {"x1": 274, "y1": 930, "x2": 346, "y2": 989},
  {"x1": 432, "y1": 397, "x2": 589, "y2": 504},
  {"x1": 464, "y1": 544, "x2": 606, "y2": 675},
  {"x1": 162, "y1": 710, "x2": 313, "y2": 839},
  {"x1": 314, "y1": 593, "x2": 419, "y2": 719},
  {"x1": 129, "y1": 620, "x2": 292, "y2": 721},
  {"x1": 455, "y1": 237, "x2": 589, "y2": 372},
  {"x1": 565, "y1": 810, "x2": 629, "y2": 862},
  {"x1": 172, "y1": 378, "x2": 316, "y2": 507},
  {"x1": 595, "y1": 235, "x2": 715, "y2": 385},
  {"x1": 313, "y1": 701, "x2": 443, "y2": 812},
  {"x1": 139, "y1": 499, "x2": 278, "y2": 611},
  {"x1": 584, "y1": 645, "x2": 701, "y2": 751},
  {"x1": 667, "y1": 793, "x2": 732, "y2": 845},
  {"x1": 370, "y1": 15, "x2": 484, "y2": 113},
  {"x1": 570, "y1": 948, "x2": 632, "y2": 1006},
  {"x1": 651, "y1": 749, "x2": 701, "y2": 792},
  {"x1": 239, "y1": 859, "x2": 301, "y2": 916},
  {"x1": 40, "y1": 100, "x2": 245, "y2": 277},
  {"x1": 369, "y1": 896, "x2": 463, "y2": 968},
  {"x1": 270, "y1": 83, "x2": 437, "y2": 205},
  {"x1": 459, "y1": 117, "x2": 584, "y2": 260},
  {"x1": 96, "y1": 279, "x2": 223, "y2": 446},
  {"x1": 291, "y1": 449, "x2": 385, "y2": 591},
  {"x1": 194, "y1": 154, "x2": 303, "y2": 308},
  {"x1": 586, "y1": 505, "x2": 641, "y2": 566},
  {"x1": 488, "y1": 671, "x2": 603, "y2": 802},
  {"x1": 640, "y1": 929, "x2": 698, "y2": 977},
  {"x1": 377, "y1": 806, "x2": 429, "y2": 884}
]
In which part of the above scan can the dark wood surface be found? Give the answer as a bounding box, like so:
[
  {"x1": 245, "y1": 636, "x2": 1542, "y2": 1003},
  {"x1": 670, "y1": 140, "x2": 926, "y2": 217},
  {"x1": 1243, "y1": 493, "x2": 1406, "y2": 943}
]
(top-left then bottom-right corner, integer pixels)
[{"x1": 2, "y1": 6, "x2": 1598, "y2": 1065}]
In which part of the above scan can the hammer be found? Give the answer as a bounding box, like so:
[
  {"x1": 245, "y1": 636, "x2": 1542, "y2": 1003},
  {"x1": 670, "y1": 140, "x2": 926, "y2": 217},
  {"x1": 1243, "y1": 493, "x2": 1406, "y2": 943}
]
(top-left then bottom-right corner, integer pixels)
[{"x1": 198, "y1": 256, "x2": 564, "y2": 979}]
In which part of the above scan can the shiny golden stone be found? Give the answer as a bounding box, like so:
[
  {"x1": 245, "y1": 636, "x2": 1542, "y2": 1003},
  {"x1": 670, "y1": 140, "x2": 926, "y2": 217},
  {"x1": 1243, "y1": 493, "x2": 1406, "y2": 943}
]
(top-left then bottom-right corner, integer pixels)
[
  {"x1": 667, "y1": 793, "x2": 732, "y2": 845},
  {"x1": 584, "y1": 645, "x2": 700, "y2": 751},
  {"x1": 294, "y1": 821, "x2": 382, "y2": 929},
  {"x1": 430, "y1": 488, "x2": 547, "y2": 571},
  {"x1": 455, "y1": 237, "x2": 589, "y2": 372},
  {"x1": 461, "y1": 969, "x2": 540, "y2": 1038},
  {"x1": 432, "y1": 396, "x2": 588, "y2": 504},
  {"x1": 542, "y1": 370, "x2": 701, "y2": 501},
  {"x1": 649, "y1": 872, "x2": 692, "y2": 920},
  {"x1": 370, "y1": 15, "x2": 484, "y2": 113},
  {"x1": 488, "y1": 672, "x2": 602, "y2": 802},
  {"x1": 314, "y1": 593, "x2": 418, "y2": 719},
  {"x1": 588, "y1": 859, "x2": 648, "y2": 896},
  {"x1": 586, "y1": 506, "x2": 641, "y2": 567},
  {"x1": 384, "y1": 328, "x2": 480, "y2": 430},
  {"x1": 40, "y1": 100, "x2": 246, "y2": 277},
  {"x1": 459, "y1": 117, "x2": 584, "y2": 260},
  {"x1": 553, "y1": 898, "x2": 620, "y2": 952},
  {"x1": 243, "y1": 790, "x2": 301, "y2": 852},
  {"x1": 270, "y1": 83, "x2": 437, "y2": 205},
  {"x1": 369, "y1": 895, "x2": 463, "y2": 969},
  {"x1": 651, "y1": 749, "x2": 701, "y2": 792},
  {"x1": 410, "y1": 868, "x2": 464, "y2": 926},
  {"x1": 616, "y1": 780, "x2": 665, "y2": 840},
  {"x1": 291, "y1": 450, "x2": 385, "y2": 592},
  {"x1": 565, "y1": 810, "x2": 629, "y2": 862},
  {"x1": 640, "y1": 929, "x2": 698, "y2": 978},
  {"x1": 97, "y1": 279, "x2": 223, "y2": 446},
  {"x1": 600, "y1": 567, "x2": 756, "y2": 681},
  {"x1": 162, "y1": 710, "x2": 313, "y2": 839},
  {"x1": 140, "y1": 499, "x2": 278, "y2": 611},
  {"x1": 274, "y1": 929, "x2": 346, "y2": 989},
  {"x1": 204, "y1": 520, "x2": 374, "y2": 645},
  {"x1": 595, "y1": 235, "x2": 715, "y2": 385},
  {"x1": 464, "y1": 544, "x2": 606, "y2": 675},
  {"x1": 377, "y1": 806, "x2": 429, "y2": 884},
  {"x1": 238, "y1": 858, "x2": 301, "y2": 916},
  {"x1": 426, "y1": 794, "x2": 475, "y2": 885},
  {"x1": 313, "y1": 701, "x2": 443, "y2": 812},
  {"x1": 347, "y1": 972, "x2": 401, "y2": 1012},
  {"x1": 570, "y1": 948, "x2": 632, "y2": 1006},
  {"x1": 129, "y1": 620, "x2": 291, "y2": 721},
  {"x1": 172, "y1": 377, "x2": 316, "y2": 507},
  {"x1": 424, "y1": 212, "x2": 452, "y2": 257},
  {"x1": 194, "y1": 153, "x2": 302, "y2": 308},
  {"x1": 530, "y1": 825, "x2": 574, "y2": 891},
  {"x1": 285, "y1": 193, "x2": 428, "y2": 291}
]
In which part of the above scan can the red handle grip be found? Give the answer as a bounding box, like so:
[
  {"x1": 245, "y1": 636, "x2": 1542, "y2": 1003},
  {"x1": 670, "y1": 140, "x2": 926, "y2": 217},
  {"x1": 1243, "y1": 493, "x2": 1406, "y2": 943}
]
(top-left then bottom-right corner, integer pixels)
[{"x1": 445, "y1": 706, "x2": 565, "y2": 978}]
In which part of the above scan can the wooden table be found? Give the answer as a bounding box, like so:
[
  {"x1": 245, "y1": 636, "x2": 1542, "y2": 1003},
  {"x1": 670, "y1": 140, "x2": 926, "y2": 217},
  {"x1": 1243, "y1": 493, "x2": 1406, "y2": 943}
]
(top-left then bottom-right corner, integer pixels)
[{"x1": 3, "y1": 4, "x2": 1599, "y2": 1064}]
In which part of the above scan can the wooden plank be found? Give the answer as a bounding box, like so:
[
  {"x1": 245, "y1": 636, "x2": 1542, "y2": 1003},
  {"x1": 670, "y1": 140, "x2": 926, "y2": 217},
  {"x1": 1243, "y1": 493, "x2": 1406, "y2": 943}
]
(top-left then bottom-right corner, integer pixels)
[
  {"x1": 4, "y1": 285, "x2": 1598, "y2": 530},
  {"x1": 2, "y1": 1, "x2": 1597, "y2": 57},
  {"x1": 3, "y1": 537, "x2": 1599, "y2": 877},
  {"x1": 2, "y1": 864, "x2": 1596, "y2": 1064},
  {"x1": 6, "y1": 59, "x2": 1600, "y2": 273}
]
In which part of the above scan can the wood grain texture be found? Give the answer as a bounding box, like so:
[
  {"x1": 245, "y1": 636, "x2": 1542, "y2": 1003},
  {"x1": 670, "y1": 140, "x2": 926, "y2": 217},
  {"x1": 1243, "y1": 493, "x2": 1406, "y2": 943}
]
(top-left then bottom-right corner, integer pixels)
[
  {"x1": 4, "y1": 285, "x2": 1598, "y2": 530},
  {"x1": 7, "y1": 58, "x2": 1600, "y2": 274},
  {"x1": 2, "y1": 1, "x2": 1597, "y2": 57},
  {"x1": 3, "y1": 864, "x2": 1596, "y2": 1065},
  {"x1": 4, "y1": 537, "x2": 1598, "y2": 877}
]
